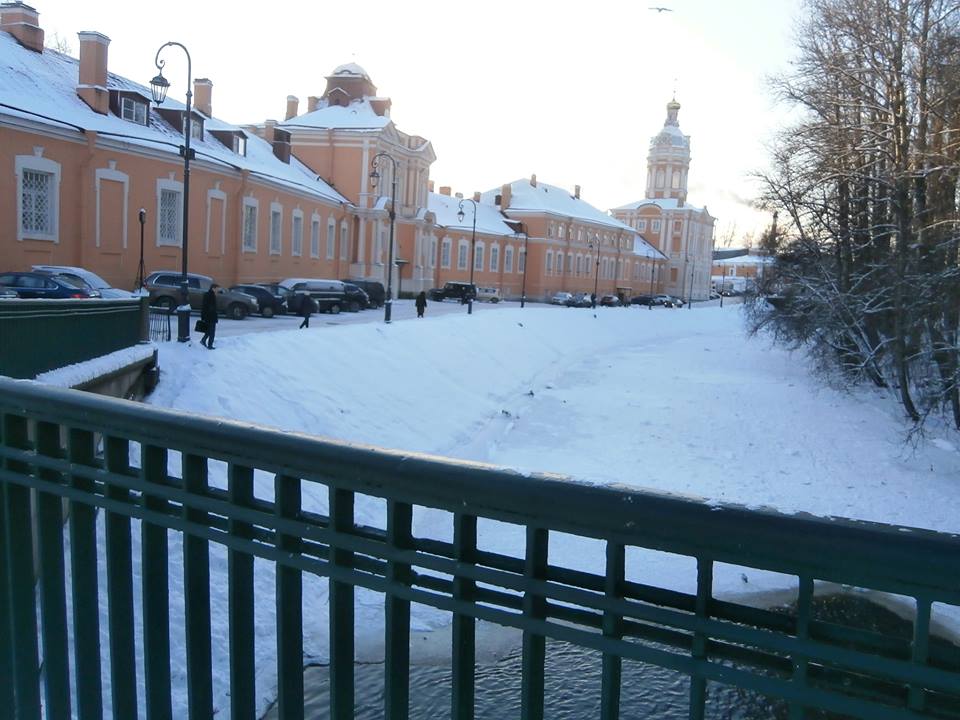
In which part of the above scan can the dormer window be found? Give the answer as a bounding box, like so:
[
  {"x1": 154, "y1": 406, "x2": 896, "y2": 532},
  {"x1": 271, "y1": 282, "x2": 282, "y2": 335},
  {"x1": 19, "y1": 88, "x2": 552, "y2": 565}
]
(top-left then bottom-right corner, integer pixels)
[
  {"x1": 121, "y1": 97, "x2": 147, "y2": 126},
  {"x1": 189, "y1": 118, "x2": 203, "y2": 141},
  {"x1": 234, "y1": 135, "x2": 247, "y2": 157}
]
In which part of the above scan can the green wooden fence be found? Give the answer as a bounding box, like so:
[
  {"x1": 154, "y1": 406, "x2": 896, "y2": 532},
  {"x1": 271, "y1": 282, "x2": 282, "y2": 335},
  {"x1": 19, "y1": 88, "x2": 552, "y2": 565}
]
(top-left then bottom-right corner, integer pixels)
[{"x1": 1, "y1": 377, "x2": 959, "y2": 719}]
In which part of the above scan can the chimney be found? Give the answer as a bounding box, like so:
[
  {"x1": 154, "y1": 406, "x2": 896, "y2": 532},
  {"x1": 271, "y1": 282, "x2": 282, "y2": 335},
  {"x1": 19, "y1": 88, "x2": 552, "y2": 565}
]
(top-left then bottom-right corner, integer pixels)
[
  {"x1": 428, "y1": 180, "x2": 435, "y2": 192},
  {"x1": 530, "y1": 174, "x2": 537, "y2": 188},
  {"x1": 439, "y1": 186, "x2": 451, "y2": 196},
  {"x1": 500, "y1": 183, "x2": 512, "y2": 209},
  {"x1": 307, "y1": 95, "x2": 320, "y2": 113},
  {"x1": 473, "y1": 191, "x2": 481, "y2": 203},
  {"x1": 76, "y1": 31, "x2": 110, "y2": 114},
  {"x1": 194, "y1": 78, "x2": 212, "y2": 117},
  {"x1": 263, "y1": 119, "x2": 276, "y2": 143},
  {"x1": 0, "y1": 2, "x2": 44, "y2": 52},
  {"x1": 285, "y1": 95, "x2": 299, "y2": 120},
  {"x1": 574, "y1": 184, "x2": 581, "y2": 199}
]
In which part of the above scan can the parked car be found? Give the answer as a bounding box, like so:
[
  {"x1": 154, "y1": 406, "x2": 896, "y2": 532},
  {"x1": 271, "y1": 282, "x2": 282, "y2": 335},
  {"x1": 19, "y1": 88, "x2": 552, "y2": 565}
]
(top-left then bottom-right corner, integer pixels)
[
  {"x1": 428, "y1": 281, "x2": 476, "y2": 303},
  {"x1": 230, "y1": 284, "x2": 285, "y2": 318},
  {"x1": 476, "y1": 286, "x2": 501, "y2": 303},
  {"x1": 0, "y1": 271, "x2": 101, "y2": 299},
  {"x1": 653, "y1": 294, "x2": 685, "y2": 308},
  {"x1": 32, "y1": 264, "x2": 137, "y2": 298},
  {"x1": 0, "y1": 287, "x2": 17, "y2": 299},
  {"x1": 281, "y1": 278, "x2": 347, "y2": 314},
  {"x1": 341, "y1": 279, "x2": 385, "y2": 308},
  {"x1": 564, "y1": 292, "x2": 593, "y2": 308},
  {"x1": 631, "y1": 294, "x2": 655, "y2": 306},
  {"x1": 341, "y1": 282, "x2": 370, "y2": 312},
  {"x1": 599, "y1": 294, "x2": 622, "y2": 307},
  {"x1": 550, "y1": 291, "x2": 573, "y2": 305},
  {"x1": 144, "y1": 271, "x2": 257, "y2": 319}
]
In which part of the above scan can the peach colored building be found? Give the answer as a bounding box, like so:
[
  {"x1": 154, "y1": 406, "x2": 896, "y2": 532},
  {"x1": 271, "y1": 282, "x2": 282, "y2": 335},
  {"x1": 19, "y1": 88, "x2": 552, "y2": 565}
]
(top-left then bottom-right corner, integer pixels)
[
  {"x1": 611, "y1": 99, "x2": 717, "y2": 301},
  {"x1": 712, "y1": 249, "x2": 773, "y2": 291}
]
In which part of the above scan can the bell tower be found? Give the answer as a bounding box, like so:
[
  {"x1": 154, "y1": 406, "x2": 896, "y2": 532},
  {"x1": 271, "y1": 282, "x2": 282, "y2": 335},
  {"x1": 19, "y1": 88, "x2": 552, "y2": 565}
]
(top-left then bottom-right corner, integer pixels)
[{"x1": 645, "y1": 98, "x2": 691, "y2": 205}]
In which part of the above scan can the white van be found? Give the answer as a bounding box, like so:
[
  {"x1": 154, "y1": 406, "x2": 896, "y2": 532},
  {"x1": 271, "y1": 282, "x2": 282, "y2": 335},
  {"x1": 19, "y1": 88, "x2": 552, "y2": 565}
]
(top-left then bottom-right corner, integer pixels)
[{"x1": 476, "y1": 286, "x2": 501, "y2": 303}]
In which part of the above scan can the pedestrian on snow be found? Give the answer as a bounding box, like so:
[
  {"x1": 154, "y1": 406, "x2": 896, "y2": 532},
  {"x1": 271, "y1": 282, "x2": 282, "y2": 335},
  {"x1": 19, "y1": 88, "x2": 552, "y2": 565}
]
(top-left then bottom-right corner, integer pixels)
[
  {"x1": 415, "y1": 291, "x2": 427, "y2": 318},
  {"x1": 299, "y1": 294, "x2": 313, "y2": 329},
  {"x1": 590, "y1": 292, "x2": 597, "y2": 309},
  {"x1": 200, "y1": 284, "x2": 219, "y2": 349}
]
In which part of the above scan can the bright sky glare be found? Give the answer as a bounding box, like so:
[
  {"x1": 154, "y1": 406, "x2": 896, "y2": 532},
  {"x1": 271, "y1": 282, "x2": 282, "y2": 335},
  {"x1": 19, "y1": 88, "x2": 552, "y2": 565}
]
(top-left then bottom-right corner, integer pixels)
[{"x1": 35, "y1": 0, "x2": 803, "y2": 242}]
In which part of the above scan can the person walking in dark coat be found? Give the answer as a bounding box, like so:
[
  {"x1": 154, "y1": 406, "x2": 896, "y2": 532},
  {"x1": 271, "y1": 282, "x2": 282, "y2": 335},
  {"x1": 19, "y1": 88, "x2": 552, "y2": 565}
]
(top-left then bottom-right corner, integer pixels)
[
  {"x1": 200, "y1": 284, "x2": 219, "y2": 349},
  {"x1": 415, "y1": 291, "x2": 427, "y2": 318},
  {"x1": 298, "y1": 294, "x2": 313, "y2": 329}
]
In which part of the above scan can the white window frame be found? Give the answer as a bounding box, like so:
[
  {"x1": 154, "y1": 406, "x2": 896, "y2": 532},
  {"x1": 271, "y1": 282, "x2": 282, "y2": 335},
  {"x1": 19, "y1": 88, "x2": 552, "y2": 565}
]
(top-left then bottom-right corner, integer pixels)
[
  {"x1": 204, "y1": 185, "x2": 227, "y2": 255},
  {"x1": 120, "y1": 97, "x2": 147, "y2": 125},
  {"x1": 156, "y1": 177, "x2": 183, "y2": 247},
  {"x1": 474, "y1": 241, "x2": 485, "y2": 272},
  {"x1": 545, "y1": 251, "x2": 553, "y2": 275},
  {"x1": 16, "y1": 153, "x2": 61, "y2": 243},
  {"x1": 310, "y1": 213, "x2": 321, "y2": 258},
  {"x1": 441, "y1": 237, "x2": 452, "y2": 269},
  {"x1": 518, "y1": 248, "x2": 526, "y2": 273},
  {"x1": 269, "y1": 202, "x2": 283, "y2": 255},
  {"x1": 429, "y1": 237, "x2": 437, "y2": 269},
  {"x1": 457, "y1": 240, "x2": 469, "y2": 270},
  {"x1": 95, "y1": 165, "x2": 129, "y2": 249},
  {"x1": 652, "y1": 219, "x2": 662, "y2": 232},
  {"x1": 504, "y1": 245, "x2": 514, "y2": 273},
  {"x1": 242, "y1": 197, "x2": 258, "y2": 253},
  {"x1": 340, "y1": 221, "x2": 349, "y2": 261},
  {"x1": 489, "y1": 244, "x2": 499, "y2": 272},
  {"x1": 291, "y1": 209, "x2": 304, "y2": 257},
  {"x1": 326, "y1": 217, "x2": 336, "y2": 259}
]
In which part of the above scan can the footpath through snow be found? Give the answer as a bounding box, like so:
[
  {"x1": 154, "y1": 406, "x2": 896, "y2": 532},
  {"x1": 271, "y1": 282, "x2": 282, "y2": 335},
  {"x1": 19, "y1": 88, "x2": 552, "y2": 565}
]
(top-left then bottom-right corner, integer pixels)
[{"x1": 103, "y1": 304, "x2": 960, "y2": 716}]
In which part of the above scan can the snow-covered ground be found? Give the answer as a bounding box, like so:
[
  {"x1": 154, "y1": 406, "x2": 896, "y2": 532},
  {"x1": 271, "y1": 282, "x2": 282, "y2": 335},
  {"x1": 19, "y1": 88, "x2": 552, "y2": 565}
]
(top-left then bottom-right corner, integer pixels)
[{"x1": 61, "y1": 301, "x2": 960, "y2": 717}]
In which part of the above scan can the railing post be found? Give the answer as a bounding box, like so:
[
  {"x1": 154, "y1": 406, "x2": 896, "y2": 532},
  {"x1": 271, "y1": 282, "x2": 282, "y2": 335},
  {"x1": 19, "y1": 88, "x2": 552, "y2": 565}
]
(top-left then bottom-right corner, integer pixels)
[
  {"x1": 452, "y1": 513, "x2": 477, "y2": 720},
  {"x1": 276, "y1": 474, "x2": 304, "y2": 720},
  {"x1": 35, "y1": 421, "x2": 71, "y2": 719},
  {"x1": 521, "y1": 526, "x2": 549, "y2": 720},
  {"x1": 67, "y1": 428, "x2": 104, "y2": 720},
  {"x1": 329, "y1": 487, "x2": 355, "y2": 720},
  {"x1": 229, "y1": 464, "x2": 257, "y2": 720},
  {"x1": 909, "y1": 597, "x2": 931, "y2": 712},
  {"x1": 0, "y1": 435, "x2": 12, "y2": 719},
  {"x1": 105, "y1": 436, "x2": 139, "y2": 719},
  {"x1": 385, "y1": 500, "x2": 413, "y2": 720},
  {"x1": 600, "y1": 541, "x2": 625, "y2": 720},
  {"x1": 688, "y1": 557, "x2": 713, "y2": 720},
  {"x1": 142, "y1": 445, "x2": 173, "y2": 720},
  {"x1": 789, "y1": 576, "x2": 813, "y2": 720},
  {"x1": 183, "y1": 454, "x2": 213, "y2": 718}
]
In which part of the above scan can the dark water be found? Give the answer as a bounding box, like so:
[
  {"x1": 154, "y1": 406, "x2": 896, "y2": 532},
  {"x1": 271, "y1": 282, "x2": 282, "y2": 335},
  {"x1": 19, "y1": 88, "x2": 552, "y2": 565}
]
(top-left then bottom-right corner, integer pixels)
[{"x1": 279, "y1": 595, "x2": 959, "y2": 720}]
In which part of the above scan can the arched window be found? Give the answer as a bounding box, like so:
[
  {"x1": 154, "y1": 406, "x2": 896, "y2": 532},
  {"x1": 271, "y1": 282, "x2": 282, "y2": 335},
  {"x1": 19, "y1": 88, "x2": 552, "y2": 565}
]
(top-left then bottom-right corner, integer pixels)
[
  {"x1": 656, "y1": 170, "x2": 665, "y2": 188},
  {"x1": 545, "y1": 251, "x2": 553, "y2": 274}
]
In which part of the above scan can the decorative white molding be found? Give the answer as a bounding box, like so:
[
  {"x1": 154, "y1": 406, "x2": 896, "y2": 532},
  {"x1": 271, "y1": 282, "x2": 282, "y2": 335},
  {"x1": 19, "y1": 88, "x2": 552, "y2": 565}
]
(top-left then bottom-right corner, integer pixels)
[
  {"x1": 15, "y1": 153, "x2": 61, "y2": 243},
  {"x1": 94, "y1": 165, "x2": 129, "y2": 248},
  {"x1": 205, "y1": 186, "x2": 227, "y2": 254}
]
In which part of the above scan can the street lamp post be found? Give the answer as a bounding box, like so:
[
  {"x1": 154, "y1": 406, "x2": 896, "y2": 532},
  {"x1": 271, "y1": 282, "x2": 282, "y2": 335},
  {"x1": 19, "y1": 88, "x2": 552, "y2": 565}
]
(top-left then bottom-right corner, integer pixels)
[
  {"x1": 457, "y1": 198, "x2": 478, "y2": 315},
  {"x1": 150, "y1": 42, "x2": 194, "y2": 343},
  {"x1": 150, "y1": 41, "x2": 193, "y2": 342},
  {"x1": 589, "y1": 237, "x2": 600, "y2": 308},
  {"x1": 688, "y1": 255, "x2": 696, "y2": 310},
  {"x1": 136, "y1": 208, "x2": 146, "y2": 291},
  {"x1": 369, "y1": 152, "x2": 398, "y2": 323},
  {"x1": 649, "y1": 262, "x2": 656, "y2": 310},
  {"x1": 517, "y1": 230, "x2": 529, "y2": 308}
]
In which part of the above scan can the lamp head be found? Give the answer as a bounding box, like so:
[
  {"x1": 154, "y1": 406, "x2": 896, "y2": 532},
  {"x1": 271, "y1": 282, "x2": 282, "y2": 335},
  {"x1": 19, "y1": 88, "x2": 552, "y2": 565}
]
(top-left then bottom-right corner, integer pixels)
[
  {"x1": 150, "y1": 72, "x2": 170, "y2": 104},
  {"x1": 457, "y1": 208, "x2": 465, "y2": 223},
  {"x1": 369, "y1": 167, "x2": 380, "y2": 188}
]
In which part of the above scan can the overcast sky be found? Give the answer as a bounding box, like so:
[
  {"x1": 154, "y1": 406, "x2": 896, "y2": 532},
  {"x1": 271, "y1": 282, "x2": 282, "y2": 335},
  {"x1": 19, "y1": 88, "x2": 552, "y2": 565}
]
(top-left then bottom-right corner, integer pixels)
[{"x1": 37, "y1": 0, "x2": 804, "y2": 242}]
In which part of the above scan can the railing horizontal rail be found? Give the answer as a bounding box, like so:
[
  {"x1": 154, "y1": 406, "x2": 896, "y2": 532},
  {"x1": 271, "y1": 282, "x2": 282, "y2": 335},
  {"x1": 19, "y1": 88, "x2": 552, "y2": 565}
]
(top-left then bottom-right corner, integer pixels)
[{"x1": 2, "y1": 377, "x2": 959, "y2": 720}]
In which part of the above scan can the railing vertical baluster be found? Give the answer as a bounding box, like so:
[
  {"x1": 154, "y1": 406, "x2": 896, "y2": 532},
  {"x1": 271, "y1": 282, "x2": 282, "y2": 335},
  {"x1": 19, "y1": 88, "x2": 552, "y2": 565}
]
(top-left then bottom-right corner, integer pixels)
[
  {"x1": 2, "y1": 413, "x2": 41, "y2": 719},
  {"x1": 35, "y1": 421, "x2": 71, "y2": 719},
  {"x1": 452, "y1": 512, "x2": 477, "y2": 720},
  {"x1": 105, "y1": 435, "x2": 138, "y2": 719},
  {"x1": 0, "y1": 418, "x2": 13, "y2": 719},
  {"x1": 142, "y1": 445, "x2": 172, "y2": 720},
  {"x1": 908, "y1": 596, "x2": 931, "y2": 712},
  {"x1": 600, "y1": 541, "x2": 625, "y2": 720},
  {"x1": 229, "y1": 464, "x2": 256, "y2": 720},
  {"x1": 688, "y1": 557, "x2": 712, "y2": 720},
  {"x1": 385, "y1": 500, "x2": 413, "y2": 720},
  {"x1": 183, "y1": 453, "x2": 213, "y2": 718},
  {"x1": 521, "y1": 526, "x2": 549, "y2": 720},
  {"x1": 276, "y1": 474, "x2": 304, "y2": 720},
  {"x1": 329, "y1": 487, "x2": 355, "y2": 720},
  {"x1": 789, "y1": 576, "x2": 814, "y2": 720},
  {"x1": 68, "y1": 428, "x2": 103, "y2": 720}
]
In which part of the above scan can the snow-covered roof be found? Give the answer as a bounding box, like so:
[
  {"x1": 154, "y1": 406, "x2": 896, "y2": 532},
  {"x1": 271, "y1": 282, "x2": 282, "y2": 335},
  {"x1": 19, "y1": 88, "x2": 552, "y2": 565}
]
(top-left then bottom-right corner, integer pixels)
[
  {"x1": 713, "y1": 254, "x2": 774, "y2": 265},
  {"x1": 0, "y1": 32, "x2": 348, "y2": 206},
  {"x1": 611, "y1": 197, "x2": 707, "y2": 214},
  {"x1": 427, "y1": 193, "x2": 516, "y2": 237},
  {"x1": 279, "y1": 98, "x2": 391, "y2": 131},
  {"x1": 330, "y1": 63, "x2": 370, "y2": 80},
  {"x1": 480, "y1": 179, "x2": 637, "y2": 233}
]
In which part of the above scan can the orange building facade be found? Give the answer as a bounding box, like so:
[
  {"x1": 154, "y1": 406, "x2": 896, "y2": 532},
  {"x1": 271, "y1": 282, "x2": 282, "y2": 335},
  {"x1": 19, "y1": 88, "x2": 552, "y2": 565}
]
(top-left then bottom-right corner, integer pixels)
[{"x1": 1, "y1": 3, "x2": 683, "y2": 303}]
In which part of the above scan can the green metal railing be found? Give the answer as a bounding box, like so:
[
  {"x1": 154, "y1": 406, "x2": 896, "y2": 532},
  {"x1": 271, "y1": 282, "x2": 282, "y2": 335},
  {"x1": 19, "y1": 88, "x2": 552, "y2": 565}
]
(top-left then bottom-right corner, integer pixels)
[
  {"x1": 1, "y1": 377, "x2": 959, "y2": 719},
  {"x1": 0, "y1": 298, "x2": 149, "y2": 378}
]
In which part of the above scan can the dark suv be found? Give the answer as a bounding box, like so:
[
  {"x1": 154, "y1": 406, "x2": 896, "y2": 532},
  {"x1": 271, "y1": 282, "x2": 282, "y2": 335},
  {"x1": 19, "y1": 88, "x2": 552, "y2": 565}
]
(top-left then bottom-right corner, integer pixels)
[
  {"x1": 230, "y1": 284, "x2": 285, "y2": 317},
  {"x1": 428, "y1": 281, "x2": 477, "y2": 303},
  {"x1": 144, "y1": 272, "x2": 257, "y2": 319},
  {"x1": 342, "y1": 279, "x2": 385, "y2": 308}
]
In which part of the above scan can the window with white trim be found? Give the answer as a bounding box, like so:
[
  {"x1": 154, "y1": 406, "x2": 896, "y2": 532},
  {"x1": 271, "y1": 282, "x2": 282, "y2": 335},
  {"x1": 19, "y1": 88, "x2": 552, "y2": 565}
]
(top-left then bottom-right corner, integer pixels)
[
  {"x1": 576, "y1": 255, "x2": 583, "y2": 274},
  {"x1": 158, "y1": 188, "x2": 181, "y2": 246},
  {"x1": 292, "y1": 212, "x2": 303, "y2": 256},
  {"x1": 120, "y1": 97, "x2": 147, "y2": 125},
  {"x1": 638, "y1": 218, "x2": 646, "y2": 232},
  {"x1": 21, "y1": 170, "x2": 55, "y2": 237},
  {"x1": 457, "y1": 241, "x2": 468, "y2": 270},
  {"x1": 652, "y1": 219, "x2": 661, "y2": 232},
  {"x1": 242, "y1": 199, "x2": 258, "y2": 252},
  {"x1": 326, "y1": 217, "x2": 336, "y2": 259},
  {"x1": 518, "y1": 248, "x2": 526, "y2": 273},
  {"x1": 567, "y1": 253, "x2": 573, "y2": 276},
  {"x1": 545, "y1": 251, "x2": 553, "y2": 274},
  {"x1": 490, "y1": 244, "x2": 499, "y2": 272},
  {"x1": 674, "y1": 220, "x2": 682, "y2": 232},
  {"x1": 474, "y1": 242, "x2": 484, "y2": 272},
  {"x1": 269, "y1": 205, "x2": 282, "y2": 255},
  {"x1": 441, "y1": 238, "x2": 451, "y2": 268},
  {"x1": 310, "y1": 217, "x2": 320, "y2": 257},
  {"x1": 340, "y1": 222, "x2": 349, "y2": 261},
  {"x1": 504, "y1": 245, "x2": 513, "y2": 273}
]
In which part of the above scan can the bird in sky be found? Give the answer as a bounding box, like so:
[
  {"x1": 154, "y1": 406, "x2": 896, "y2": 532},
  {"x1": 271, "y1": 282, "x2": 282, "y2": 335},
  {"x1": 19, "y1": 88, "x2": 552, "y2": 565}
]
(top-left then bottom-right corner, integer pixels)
[{"x1": 649, "y1": 6, "x2": 673, "y2": 11}]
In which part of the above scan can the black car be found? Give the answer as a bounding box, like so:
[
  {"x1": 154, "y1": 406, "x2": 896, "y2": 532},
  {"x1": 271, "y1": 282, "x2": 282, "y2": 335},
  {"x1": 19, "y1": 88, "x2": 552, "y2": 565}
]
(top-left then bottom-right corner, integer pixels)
[
  {"x1": 631, "y1": 294, "x2": 655, "y2": 306},
  {"x1": 342, "y1": 283, "x2": 370, "y2": 312},
  {"x1": 564, "y1": 292, "x2": 593, "y2": 308},
  {"x1": 0, "y1": 271, "x2": 101, "y2": 299},
  {"x1": 599, "y1": 294, "x2": 622, "y2": 307},
  {"x1": 231, "y1": 284, "x2": 285, "y2": 318},
  {"x1": 342, "y1": 279, "x2": 385, "y2": 308},
  {"x1": 428, "y1": 281, "x2": 477, "y2": 303}
]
